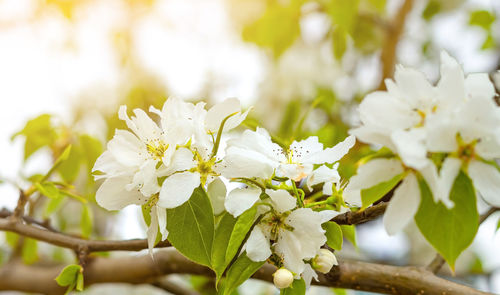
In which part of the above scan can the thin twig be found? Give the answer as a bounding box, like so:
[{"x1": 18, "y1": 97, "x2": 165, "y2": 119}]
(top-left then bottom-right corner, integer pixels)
[{"x1": 331, "y1": 202, "x2": 388, "y2": 225}]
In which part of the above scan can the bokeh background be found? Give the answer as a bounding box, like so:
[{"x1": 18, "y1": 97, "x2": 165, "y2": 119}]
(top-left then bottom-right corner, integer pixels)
[{"x1": 0, "y1": 0, "x2": 499, "y2": 294}]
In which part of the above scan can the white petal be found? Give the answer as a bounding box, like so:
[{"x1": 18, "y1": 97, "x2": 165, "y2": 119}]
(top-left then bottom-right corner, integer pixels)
[
  {"x1": 394, "y1": 65, "x2": 435, "y2": 108},
  {"x1": 246, "y1": 226, "x2": 272, "y2": 262},
  {"x1": 266, "y1": 189, "x2": 296, "y2": 213},
  {"x1": 290, "y1": 137, "x2": 324, "y2": 162},
  {"x1": 147, "y1": 206, "x2": 159, "y2": 253},
  {"x1": 225, "y1": 187, "x2": 261, "y2": 217},
  {"x1": 205, "y1": 98, "x2": 242, "y2": 133},
  {"x1": 96, "y1": 177, "x2": 146, "y2": 210},
  {"x1": 318, "y1": 210, "x2": 337, "y2": 223},
  {"x1": 207, "y1": 178, "x2": 227, "y2": 215},
  {"x1": 437, "y1": 157, "x2": 461, "y2": 208},
  {"x1": 307, "y1": 165, "x2": 340, "y2": 189},
  {"x1": 383, "y1": 173, "x2": 420, "y2": 235},
  {"x1": 158, "y1": 172, "x2": 201, "y2": 208},
  {"x1": 343, "y1": 158, "x2": 404, "y2": 206},
  {"x1": 107, "y1": 129, "x2": 144, "y2": 167},
  {"x1": 465, "y1": 73, "x2": 495, "y2": 100},
  {"x1": 391, "y1": 128, "x2": 428, "y2": 169},
  {"x1": 158, "y1": 147, "x2": 196, "y2": 177},
  {"x1": 156, "y1": 206, "x2": 168, "y2": 240},
  {"x1": 437, "y1": 51, "x2": 466, "y2": 106},
  {"x1": 302, "y1": 264, "x2": 318, "y2": 288},
  {"x1": 221, "y1": 146, "x2": 278, "y2": 179},
  {"x1": 468, "y1": 161, "x2": 500, "y2": 207},
  {"x1": 277, "y1": 163, "x2": 312, "y2": 181},
  {"x1": 126, "y1": 159, "x2": 160, "y2": 196},
  {"x1": 92, "y1": 150, "x2": 127, "y2": 179},
  {"x1": 301, "y1": 135, "x2": 356, "y2": 164}
]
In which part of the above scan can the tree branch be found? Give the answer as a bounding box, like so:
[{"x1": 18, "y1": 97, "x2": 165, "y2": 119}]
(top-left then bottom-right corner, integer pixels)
[
  {"x1": 331, "y1": 202, "x2": 388, "y2": 225},
  {"x1": 0, "y1": 216, "x2": 170, "y2": 252},
  {"x1": 378, "y1": 0, "x2": 414, "y2": 90},
  {"x1": 0, "y1": 249, "x2": 492, "y2": 295}
]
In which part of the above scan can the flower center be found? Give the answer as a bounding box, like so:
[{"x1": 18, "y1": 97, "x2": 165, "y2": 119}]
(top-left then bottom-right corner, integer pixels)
[
  {"x1": 146, "y1": 140, "x2": 168, "y2": 161},
  {"x1": 262, "y1": 211, "x2": 294, "y2": 241}
]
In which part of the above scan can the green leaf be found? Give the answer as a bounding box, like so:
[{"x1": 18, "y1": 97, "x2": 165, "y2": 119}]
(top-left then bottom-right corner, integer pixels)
[
  {"x1": 469, "y1": 10, "x2": 495, "y2": 31},
  {"x1": 76, "y1": 271, "x2": 84, "y2": 291},
  {"x1": 57, "y1": 144, "x2": 82, "y2": 183},
  {"x1": 219, "y1": 252, "x2": 265, "y2": 295},
  {"x1": 281, "y1": 278, "x2": 306, "y2": 295},
  {"x1": 5, "y1": 232, "x2": 18, "y2": 248},
  {"x1": 361, "y1": 173, "x2": 403, "y2": 208},
  {"x1": 55, "y1": 264, "x2": 82, "y2": 287},
  {"x1": 340, "y1": 225, "x2": 357, "y2": 248},
  {"x1": 79, "y1": 134, "x2": 103, "y2": 170},
  {"x1": 35, "y1": 182, "x2": 60, "y2": 199},
  {"x1": 481, "y1": 33, "x2": 496, "y2": 50},
  {"x1": 323, "y1": 221, "x2": 343, "y2": 250},
  {"x1": 422, "y1": 0, "x2": 441, "y2": 21},
  {"x1": 332, "y1": 28, "x2": 347, "y2": 60},
  {"x1": 22, "y1": 238, "x2": 38, "y2": 264},
  {"x1": 496, "y1": 217, "x2": 500, "y2": 232},
  {"x1": 326, "y1": 0, "x2": 359, "y2": 33},
  {"x1": 242, "y1": 1, "x2": 301, "y2": 58},
  {"x1": 212, "y1": 207, "x2": 258, "y2": 282},
  {"x1": 415, "y1": 171, "x2": 479, "y2": 270},
  {"x1": 366, "y1": 0, "x2": 386, "y2": 13},
  {"x1": 12, "y1": 114, "x2": 57, "y2": 161},
  {"x1": 225, "y1": 207, "x2": 257, "y2": 266},
  {"x1": 166, "y1": 186, "x2": 215, "y2": 267},
  {"x1": 44, "y1": 196, "x2": 66, "y2": 218},
  {"x1": 80, "y1": 205, "x2": 93, "y2": 238},
  {"x1": 212, "y1": 212, "x2": 238, "y2": 280}
]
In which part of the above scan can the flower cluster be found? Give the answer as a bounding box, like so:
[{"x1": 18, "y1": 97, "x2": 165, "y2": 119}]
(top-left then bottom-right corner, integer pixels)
[
  {"x1": 93, "y1": 97, "x2": 355, "y2": 289},
  {"x1": 93, "y1": 97, "x2": 249, "y2": 249},
  {"x1": 346, "y1": 52, "x2": 500, "y2": 234}
]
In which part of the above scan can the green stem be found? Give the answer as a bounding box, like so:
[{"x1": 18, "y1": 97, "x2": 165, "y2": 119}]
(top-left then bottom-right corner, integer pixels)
[{"x1": 210, "y1": 112, "x2": 238, "y2": 158}]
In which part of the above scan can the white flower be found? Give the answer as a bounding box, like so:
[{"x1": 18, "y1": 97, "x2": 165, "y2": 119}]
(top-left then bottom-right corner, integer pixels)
[
  {"x1": 273, "y1": 268, "x2": 294, "y2": 289},
  {"x1": 312, "y1": 249, "x2": 338, "y2": 273},
  {"x1": 244, "y1": 189, "x2": 336, "y2": 279},
  {"x1": 307, "y1": 164, "x2": 341, "y2": 195},
  {"x1": 223, "y1": 128, "x2": 355, "y2": 182}
]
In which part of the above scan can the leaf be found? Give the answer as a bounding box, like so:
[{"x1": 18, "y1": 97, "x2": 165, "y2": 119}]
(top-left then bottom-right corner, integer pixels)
[
  {"x1": 80, "y1": 205, "x2": 93, "y2": 238},
  {"x1": 469, "y1": 10, "x2": 495, "y2": 31},
  {"x1": 35, "y1": 182, "x2": 60, "y2": 199},
  {"x1": 79, "y1": 134, "x2": 103, "y2": 170},
  {"x1": 340, "y1": 225, "x2": 357, "y2": 248},
  {"x1": 225, "y1": 207, "x2": 257, "y2": 266},
  {"x1": 496, "y1": 217, "x2": 500, "y2": 232},
  {"x1": 361, "y1": 173, "x2": 403, "y2": 208},
  {"x1": 326, "y1": 0, "x2": 360, "y2": 33},
  {"x1": 242, "y1": 1, "x2": 301, "y2": 58},
  {"x1": 219, "y1": 252, "x2": 265, "y2": 295},
  {"x1": 422, "y1": 0, "x2": 441, "y2": 21},
  {"x1": 366, "y1": 0, "x2": 386, "y2": 13},
  {"x1": 22, "y1": 238, "x2": 38, "y2": 264},
  {"x1": 415, "y1": 171, "x2": 479, "y2": 270},
  {"x1": 55, "y1": 264, "x2": 82, "y2": 287},
  {"x1": 281, "y1": 278, "x2": 306, "y2": 295},
  {"x1": 12, "y1": 114, "x2": 57, "y2": 161},
  {"x1": 212, "y1": 207, "x2": 258, "y2": 282},
  {"x1": 332, "y1": 28, "x2": 347, "y2": 60},
  {"x1": 44, "y1": 196, "x2": 66, "y2": 218},
  {"x1": 76, "y1": 271, "x2": 84, "y2": 291},
  {"x1": 212, "y1": 212, "x2": 237, "y2": 280},
  {"x1": 57, "y1": 144, "x2": 82, "y2": 183},
  {"x1": 166, "y1": 186, "x2": 215, "y2": 267},
  {"x1": 323, "y1": 221, "x2": 343, "y2": 250}
]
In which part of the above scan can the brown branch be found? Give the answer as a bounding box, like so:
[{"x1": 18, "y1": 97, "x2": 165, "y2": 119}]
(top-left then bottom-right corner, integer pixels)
[
  {"x1": 0, "y1": 208, "x2": 58, "y2": 232},
  {"x1": 0, "y1": 249, "x2": 492, "y2": 295},
  {"x1": 0, "y1": 217, "x2": 170, "y2": 252},
  {"x1": 378, "y1": 0, "x2": 415, "y2": 90},
  {"x1": 151, "y1": 278, "x2": 200, "y2": 295},
  {"x1": 332, "y1": 202, "x2": 388, "y2": 225}
]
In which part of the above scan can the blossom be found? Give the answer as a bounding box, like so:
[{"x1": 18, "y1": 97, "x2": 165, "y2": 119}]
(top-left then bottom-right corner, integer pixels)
[
  {"x1": 243, "y1": 189, "x2": 335, "y2": 284},
  {"x1": 273, "y1": 268, "x2": 294, "y2": 289},
  {"x1": 222, "y1": 127, "x2": 355, "y2": 182},
  {"x1": 312, "y1": 249, "x2": 338, "y2": 273}
]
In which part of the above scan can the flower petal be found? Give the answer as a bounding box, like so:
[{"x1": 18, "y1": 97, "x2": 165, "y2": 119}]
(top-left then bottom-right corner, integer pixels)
[
  {"x1": 391, "y1": 128, "x2": 428, "y2": 169},
  {"x1": 96, "y1": 176, "x2": 146, "y2": 210},
  {"x1": 266, "y1": 189, "x2": 296, "y2": 213},
  {"x1": 343, "y1": 158, "x2": 404, "y2": 207},
  {"x1": 147, "y1": 206, "x2": 159, "y2": 254},
  {"x1": 207, "y1": 177, "x2": 227, "y2": 215},
  {"x1": 224, "y1": 187, "x2": 261, "y2": 217},
  {"x1": 468, "y1": 161, "x2": 500, "y2": 207},
  {"x1": 307, "y1": 165, "x2": 340, "y2": 189},
  {"x1": 107, "y1": 129, "x2": 144, "y2": 167},
  {"x1": 156, "y1": 205, "x2": 168, "y2": 240},
  {"x1": 302, "y1": 135, "x2": 356, "y2": 164},
  {"x1": 246, "y1": 226, "x2": 272, "y2": 262},
  {"x1": 158, "y1": 171, "x2": 201, "y2": 209},
  {"x1": 383, "y1": 173, "x2": 420, "y2": 235},
  {"x1": 205, "y1": 98, "x2": 246, "y2": 133}
]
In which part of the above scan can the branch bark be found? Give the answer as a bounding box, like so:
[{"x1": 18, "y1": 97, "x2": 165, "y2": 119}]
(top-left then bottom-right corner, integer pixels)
[
  {"x1": 331, "y1": 202, "x2": 388, "y2": 225},
  {"x1": 0, "y1": 216, "x2": 170, "y2": 252},
  {"x1": 0, "y1": 248, "x2": 492, "y2": 295},
  {"x1": 378, "y1": 0, "x2": 414, "y2": 90}
]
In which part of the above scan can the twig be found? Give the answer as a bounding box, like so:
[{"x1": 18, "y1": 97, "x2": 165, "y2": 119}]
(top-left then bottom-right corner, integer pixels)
[
  {"x1": 0, "y1": 217, "x2": 170, "y2": 252},
  {"x1": 331, "y1": 202, "x2": 388, "y2": 225}
]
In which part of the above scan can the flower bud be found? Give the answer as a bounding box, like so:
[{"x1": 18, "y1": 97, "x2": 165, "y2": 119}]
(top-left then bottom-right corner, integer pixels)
[
  {"x1": 273, "y1": 268, "x2": 294, "y2": 289},
  {"x1": 312, "y1": 249, "x2": 338, "y2": 273}
]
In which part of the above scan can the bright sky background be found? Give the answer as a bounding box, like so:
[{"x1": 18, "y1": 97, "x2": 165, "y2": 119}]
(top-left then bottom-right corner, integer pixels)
[{"x1": 0, "y1": 0, "x2": 499, "y2": 293}]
